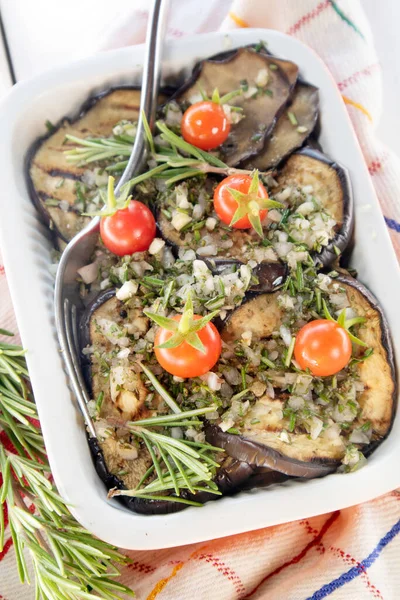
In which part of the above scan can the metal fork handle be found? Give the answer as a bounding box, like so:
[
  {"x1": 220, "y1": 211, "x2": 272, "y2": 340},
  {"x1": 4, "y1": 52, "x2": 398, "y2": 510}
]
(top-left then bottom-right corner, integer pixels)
[
  {"x1": 116, "y1": 0, "x2": 168, "y2": 193},
  {"x1": 54, "y1": 0, "x2": 168, "y2": 438}
]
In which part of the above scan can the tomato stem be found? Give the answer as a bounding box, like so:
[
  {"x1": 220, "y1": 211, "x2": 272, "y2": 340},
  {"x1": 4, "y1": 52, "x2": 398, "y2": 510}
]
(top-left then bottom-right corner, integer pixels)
[
  {"x1": 321, "y1": 300, "x2": 368, "y2": 347},
  {"x1": 178, "y1": 309, "x2": 193, "y2": 335},
  {"x1": 107, "y1": 176, "x2": 117, "y2": 210},
  {"x1": 144, "y1": 293, "x2": 219, "y2": 353},
  {"x1": 199, "y1": 85, "x2": 243, "y2": 106},
  {"x1": 226, "y1": 170, "x2": 283, "y2": 237}
]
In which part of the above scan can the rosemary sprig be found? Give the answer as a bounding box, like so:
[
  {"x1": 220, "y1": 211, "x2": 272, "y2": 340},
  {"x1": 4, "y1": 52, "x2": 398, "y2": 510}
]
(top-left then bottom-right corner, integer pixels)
[
  {"x1": 110, "y1": 417, "x2": 221, "y2": 503},
  {"x1": 64, "y1": 135, "x2": 133, "y2": 164},
  {"x1": 109, "y1": 365, "x2": 222, "y2": 504},
  {"x1": 64, "y1": 116, "x2": 273, "y2": 190},
  {"x1": 0, "y1": 333, "x2": 133, "y2": 599}
]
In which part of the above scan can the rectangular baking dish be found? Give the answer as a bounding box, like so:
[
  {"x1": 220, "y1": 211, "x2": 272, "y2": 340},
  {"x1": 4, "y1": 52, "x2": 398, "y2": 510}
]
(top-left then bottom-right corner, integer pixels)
[{"x1": 0, "y1": 29, "x2": 399, "y2": 550}]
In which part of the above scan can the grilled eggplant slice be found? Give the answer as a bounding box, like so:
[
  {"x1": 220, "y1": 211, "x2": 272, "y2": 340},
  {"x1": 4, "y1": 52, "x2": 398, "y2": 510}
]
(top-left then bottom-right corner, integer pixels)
[
  {"x1": 80, "y1": 289, "x2": 263, "y2": 511},
  {"x1": 27, "y1": 87, "x2": 155, "y2": 243},
  {"x1": 336, "y1": 274, "x2": 396, "y2": 437},
  {"x1": 206, "y1": 275, "x2": 396, "y2": 478},
  {"x1": 176, "y1": 47, "x2": 298, "y2": 166},
  {"x1": 157, "y1": 204, "x2": 288, "y2": 292},
  {"x1": 243, "y1": 81, "x2": 319, "y2": 171},
  {"x1": 79, "y1": 288, "x2": 188, "y2": 514},
  {"x1": 157, "y1": 147, "x2": 351, "y2": 289},
  {"x1": 273, "y1": 148, "x2": 354, "y2": 266}
]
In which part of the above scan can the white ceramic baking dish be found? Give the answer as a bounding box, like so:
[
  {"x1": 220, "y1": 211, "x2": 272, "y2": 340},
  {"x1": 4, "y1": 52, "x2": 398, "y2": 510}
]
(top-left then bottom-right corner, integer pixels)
[{"x1": 0, "y1": 29, "x2": 399, "y2": 551}]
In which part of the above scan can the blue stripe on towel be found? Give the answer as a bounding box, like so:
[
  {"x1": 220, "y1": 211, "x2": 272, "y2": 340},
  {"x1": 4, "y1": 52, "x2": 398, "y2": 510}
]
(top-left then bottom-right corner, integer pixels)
[
  {"x1": 385, "y1": 216, "x2": 400, "y2": 232},
  {"x1": 307, "y1": 518, "x2": 400, "y2": 599}
]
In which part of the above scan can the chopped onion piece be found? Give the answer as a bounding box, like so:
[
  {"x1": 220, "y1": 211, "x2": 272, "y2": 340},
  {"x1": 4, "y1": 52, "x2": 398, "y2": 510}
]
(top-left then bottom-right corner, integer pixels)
[
  {"x1": 118, "y1": 444, "x2": 138, "y2": 461},
  {"x1": 349, "y1": 429, "x2": 370, "y2": 444},
  {"x1": 206, "y1": 217, "x2": 217, "y2": 231},
  {"x1": 171, "y1": 211, "x2": 192, "y2": 231},
  {"x1": 243, "y1": 85, "x2": 258, "y2": 99},
  {"x1": 197, "y1": 245, "x2": 218, "y2": 257},
  {"x1": 288, "y1": 395, "x2": 304, "y2": 410},
  {"x1": 165, "y1": 102, "x2": 183, "y2": 127},
  {"x1": 276, "y1": 187, "x2": 292, "y2": 202},
  {"x1": 296, "y1": 201, "x2": 314, "y2": 216},
  {"x1": 116, "y1": 280, "x2": 138, "y2": 301},
  {"x1": 97, "y1": 318, "x2": 129, "y2": 347},
  {"x1": 279, "y1": 430, "x2": 291, "y2": 444},
  {"x1": 224, "y1": 367, "x2": 241, "y2": 386},
  {"x1": 171, "y1": 427, "x2": 183, "y2": 439},
  {"x1": 255, "y1": 68, "x2": 269, "y2": 87},
  {"x1": 175, "y1": 184, "x2": 190, "y2": 209},
  {"x1": 280, "y1": 325, "x2": 292, "y2": 347},
  {"x1": 77, "y1": 262, "x2": 99, "y2": 284},
  {"x1": 309, "y1": 416, "x2": 323, "y2": 440},
  {"x1": 148, "y1": 238, "x2": 165, "y2": 255},
  {"x1": 201, "y1": 371, "x2": 223, "y2": 391}
]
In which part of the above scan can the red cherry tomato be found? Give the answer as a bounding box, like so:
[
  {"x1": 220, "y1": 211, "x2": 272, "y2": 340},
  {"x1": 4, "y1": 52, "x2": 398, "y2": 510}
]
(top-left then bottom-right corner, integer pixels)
[
  {"x1": 213, "y1": 174, "x2": 269, "y2": 229},
  {"x1": 100, "y1": 200, "x2": 156, "y2": 257},
  {"x1": 154, "y1": 315, "x2": 222, "y2": 379},
  {"x1": 294, "y1": 319, "x2": 352, "y2": 377},
  {"x1": 181, "y1": 101, "x2": 230, "y2": 150}
]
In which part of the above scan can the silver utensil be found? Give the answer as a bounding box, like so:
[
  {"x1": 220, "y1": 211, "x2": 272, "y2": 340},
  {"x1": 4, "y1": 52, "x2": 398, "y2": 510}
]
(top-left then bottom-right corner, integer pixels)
[{"x1": 54, "y1": 0, "x2": 168, "y2": 438}]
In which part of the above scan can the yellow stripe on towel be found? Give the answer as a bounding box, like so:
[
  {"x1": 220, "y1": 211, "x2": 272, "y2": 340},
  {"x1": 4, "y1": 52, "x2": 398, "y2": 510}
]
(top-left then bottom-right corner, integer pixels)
[
  {"x1": 146, "y1": 563, "x2": 184, "y2": 599},
  {"x1": 342, "y1": 95, "x2": 373, "y2": 122},
  {"x1": 229, "y1": 11, "x2": 249, "y2": 28}
]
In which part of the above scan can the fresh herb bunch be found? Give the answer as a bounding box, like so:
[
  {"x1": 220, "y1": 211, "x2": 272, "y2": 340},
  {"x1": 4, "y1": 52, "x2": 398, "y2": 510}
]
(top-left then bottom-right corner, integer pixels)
[{"x1": 0, "y1": 329, "x2": 133, "y2": 600}]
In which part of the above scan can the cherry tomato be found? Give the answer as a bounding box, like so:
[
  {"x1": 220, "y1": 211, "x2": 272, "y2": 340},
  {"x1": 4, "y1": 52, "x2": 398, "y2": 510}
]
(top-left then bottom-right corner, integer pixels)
[
  {"x1": 100, "y1": 200, "x2": 156, "y2": 256},
  {"x1": 213, "y1": 174, "x2": 269, "y2": 229},
  {"x1": 154, "y1": 315, "x2": 222, "y2": 378},
  {"x1": 294, "y1": 319, "x2": 352, "y2": 377},
  {"x1": 181, "y1": 101, "x2": 230, "y2": 150}
]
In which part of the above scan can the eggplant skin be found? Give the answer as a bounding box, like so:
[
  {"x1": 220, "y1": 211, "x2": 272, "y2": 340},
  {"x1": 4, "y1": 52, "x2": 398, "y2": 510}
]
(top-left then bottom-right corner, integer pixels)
[
  {"x1": 205, "y1": 424, "x2": 336, "y2": 478},
  {"x1": 274, "y1": 147, "x2": 354, "y2": 267},
  {"x1": 183, "y1": 456, "x2": 256, "y2": 504},
  {"x1": 79, "y1": 288, "x2": 116, "y2": 354},
  {"x1": 250, "y1": 262, "x2": 288, "y2": 293},
  {"x1": 215, "y1": 456, "x2": 255, "y2": 493},
  {"x1": 88, "y1": 427, "x2": 258, "y2": 514},
  {"x1": 241, "y1": 467, "x2": 291, "y2": 491}
]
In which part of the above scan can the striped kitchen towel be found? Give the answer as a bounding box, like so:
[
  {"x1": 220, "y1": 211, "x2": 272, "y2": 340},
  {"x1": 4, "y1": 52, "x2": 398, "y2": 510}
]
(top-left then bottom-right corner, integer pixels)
[{"x1": 1, "y1": 1, "x2": 400, "y2": 598}]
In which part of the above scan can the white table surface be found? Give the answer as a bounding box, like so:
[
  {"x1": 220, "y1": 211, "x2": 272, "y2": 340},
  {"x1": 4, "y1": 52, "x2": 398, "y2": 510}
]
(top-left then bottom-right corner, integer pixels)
[{"x1": 0, "y1": 0, "x2": 399, "y2": 155}]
